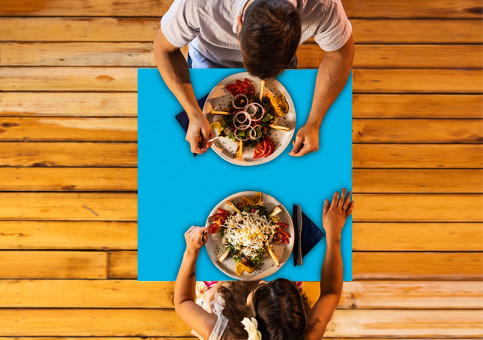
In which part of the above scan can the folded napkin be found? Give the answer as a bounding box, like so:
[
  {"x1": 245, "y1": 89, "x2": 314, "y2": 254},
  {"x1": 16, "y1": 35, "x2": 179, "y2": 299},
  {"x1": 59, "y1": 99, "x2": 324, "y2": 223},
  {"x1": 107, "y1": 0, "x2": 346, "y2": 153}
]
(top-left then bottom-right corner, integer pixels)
[
  {"x1": 175, "y1": 94, "x2": 209, "y2": 133},
  {"x1": 293, "y1": 204, "x2": 325, "y2": 266}
]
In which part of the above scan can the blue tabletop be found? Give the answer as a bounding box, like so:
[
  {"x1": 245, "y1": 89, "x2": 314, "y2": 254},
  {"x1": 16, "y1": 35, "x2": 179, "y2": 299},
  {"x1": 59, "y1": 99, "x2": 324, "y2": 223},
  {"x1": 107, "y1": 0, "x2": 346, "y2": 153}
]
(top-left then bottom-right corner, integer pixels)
[{"x1": 138, "y1": 68, "x2": 352, "y2": 281}]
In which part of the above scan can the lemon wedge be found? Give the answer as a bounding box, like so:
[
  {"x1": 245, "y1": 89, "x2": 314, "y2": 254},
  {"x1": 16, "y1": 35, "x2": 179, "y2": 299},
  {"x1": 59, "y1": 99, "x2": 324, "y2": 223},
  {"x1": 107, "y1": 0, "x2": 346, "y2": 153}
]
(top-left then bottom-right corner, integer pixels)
[{"x1": 210, "y1": 121, "x2": 223, "y2": 134}]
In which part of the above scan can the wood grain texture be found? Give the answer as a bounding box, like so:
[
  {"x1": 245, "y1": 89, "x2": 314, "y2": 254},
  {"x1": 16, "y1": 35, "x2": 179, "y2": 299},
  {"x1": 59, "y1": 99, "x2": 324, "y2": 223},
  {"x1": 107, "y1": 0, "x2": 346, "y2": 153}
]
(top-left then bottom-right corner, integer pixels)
[
  {"x1": 298, "y1": 44, "x2": 483, "y2": 69},
  {"x1": 0, "y1": 92, "x2": 137, "y2": 117},
  {"x1": 353, "y1": 119, "x2": 483, "y2": 143},
  {"x1": 0, "y1": 168, "x2": 137, "y2": 191},
  {"x1": 0, "y1": 221, "x2": 137, "y2": 249},
  {"x1": 0, "y1": 117, "x2": 137, "y2": 141},
  {"x1": 352, "y1": 194, "x2": 483, "y2": 222},
  {"x1": 353, "y1": 169, "x2": 483, "y2": 193},
  {"x1": 353, "y1": 69, "x2": 483, "y2": 93},
  {"x1": 2, "y1": 43, "x2": 482, "y2": 69},
  {"x1": 0, "y1": 67, "x2": 137, "y2": 91},
  {"x1": 0, "y1": 0, "x2": 481, "y2": 18},
  {"x1": 353, "y1": 223, "x2": 483, "y2": 251},
  {"x1": 0, "y1": 18, "x2": 481, "y2": 43},
  {"x1": 0, "y1": 309, "x2": 479, "y2": 337},
  {"x1": 0, "y1": 251, "x2": 107, "y2": 279},
  {"x1": 353, "y1": 94, "x2": 483, "y2": 118},
  {"x1": 108, "y1": 250, "x2": 483, "y2": 280},
  {"x1": 353, "y1": 144, "x2": 483, "y2": 168},
  {"x1": 353, "y1": 252, "x2": 483, "y2": 280},
  {"x1": 0, "y1": 142, "x2": 137, "y2": 167},
  {"x1": 0, "y1": 280, "x2": 480, "y2": 309},
  {"x1": 0, "y1": 193, "x2": 137, "y2": 221}
]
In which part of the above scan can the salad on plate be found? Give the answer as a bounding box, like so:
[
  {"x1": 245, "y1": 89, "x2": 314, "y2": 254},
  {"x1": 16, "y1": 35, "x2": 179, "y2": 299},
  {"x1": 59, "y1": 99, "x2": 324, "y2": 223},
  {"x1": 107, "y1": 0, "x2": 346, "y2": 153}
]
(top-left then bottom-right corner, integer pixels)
[
  {"x1": 210, "y1": 78, "x2": 291, "y2": 160},
  {"x1": 207, "y1": 192, "x2": 291, "y2": 276}
]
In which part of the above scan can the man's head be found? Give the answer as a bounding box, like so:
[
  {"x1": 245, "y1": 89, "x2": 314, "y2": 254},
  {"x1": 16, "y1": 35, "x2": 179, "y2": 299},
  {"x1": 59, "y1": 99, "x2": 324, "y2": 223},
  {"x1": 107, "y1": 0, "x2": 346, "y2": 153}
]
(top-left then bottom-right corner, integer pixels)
[{"x1": 238, "y1": 0, "x2": 301, "y2": 79}]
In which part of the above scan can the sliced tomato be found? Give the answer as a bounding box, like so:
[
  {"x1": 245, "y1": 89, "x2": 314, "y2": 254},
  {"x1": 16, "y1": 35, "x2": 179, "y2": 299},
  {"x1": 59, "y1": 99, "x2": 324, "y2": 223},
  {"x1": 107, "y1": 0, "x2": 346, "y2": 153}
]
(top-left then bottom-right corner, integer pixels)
[
  {"x1": 278, "y1": 238, "x2": 290, "y2": 244},
  {"x1": 244, "y1": 78, "x2": 255, "y2": 96},
  {"x1": 276, "y1": 222, "x2": 288, "y2": 229},
  {"x1": 217, "y1": 208, "x2": 228, "y2": 219},
  {"x1": 263, "y1": 136, "x2": 275, "y2": 158},
  {"x1": 236, "y1": 80, "x2": 248, "y2": 93},
  {"x1": 208, "y1": 223, "x2": 220, "y2": 234},
  {"x1": 253, "y1": 139, "x2": 267, "y2": 158},
  {"x1": 277, "y1": 230, "x2": 291, "y2": 239},
  {"x1": 226, "y1": 84, "x2": 239, "y2": 96}
]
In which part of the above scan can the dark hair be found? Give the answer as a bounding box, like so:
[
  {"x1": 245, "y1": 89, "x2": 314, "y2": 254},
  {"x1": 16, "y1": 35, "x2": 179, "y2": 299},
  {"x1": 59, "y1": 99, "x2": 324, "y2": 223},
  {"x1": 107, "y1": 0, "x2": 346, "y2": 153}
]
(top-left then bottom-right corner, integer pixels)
[
  {"x1": 253, "y1": 278, "x2": 309, "y2": 339},
  {"x1": 239, "y1": 0, "x2": 301, "y2": 79}
]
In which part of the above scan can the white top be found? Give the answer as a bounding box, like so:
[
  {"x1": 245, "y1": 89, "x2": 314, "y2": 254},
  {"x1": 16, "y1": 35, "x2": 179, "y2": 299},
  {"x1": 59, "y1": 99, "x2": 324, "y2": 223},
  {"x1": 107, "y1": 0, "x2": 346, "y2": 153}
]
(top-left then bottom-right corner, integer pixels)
[
  {"x1": 161, "y1": 0, "x2": 352, "y2": 68},
  {"x1": 192, "y1": 283, "x2": 229, "y2": 340}
]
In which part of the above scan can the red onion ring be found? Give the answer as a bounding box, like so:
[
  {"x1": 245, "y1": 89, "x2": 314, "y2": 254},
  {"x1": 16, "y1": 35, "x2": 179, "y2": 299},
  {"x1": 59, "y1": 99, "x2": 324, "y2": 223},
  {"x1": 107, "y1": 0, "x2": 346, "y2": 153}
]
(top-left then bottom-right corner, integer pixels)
[
  {"x1": 232, "y1": 94, "x2": 248, "y2": 109},
  {"x1": 249, "y1": 125, "x2": 262, "y2": 140},
  {"x1": 244, "y1": 102, "x2": 266, "y2": 122},
  {"x1": 233, "y1": 111, "x2": 252, "y2": 130}
]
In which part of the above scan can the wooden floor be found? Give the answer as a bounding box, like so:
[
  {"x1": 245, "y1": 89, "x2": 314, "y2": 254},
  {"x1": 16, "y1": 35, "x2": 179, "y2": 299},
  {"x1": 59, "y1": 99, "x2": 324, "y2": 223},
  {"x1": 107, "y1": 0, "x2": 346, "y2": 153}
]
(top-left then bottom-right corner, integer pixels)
[{"x1": 0, "y1": 0, "x2": 482, "y2": 338}]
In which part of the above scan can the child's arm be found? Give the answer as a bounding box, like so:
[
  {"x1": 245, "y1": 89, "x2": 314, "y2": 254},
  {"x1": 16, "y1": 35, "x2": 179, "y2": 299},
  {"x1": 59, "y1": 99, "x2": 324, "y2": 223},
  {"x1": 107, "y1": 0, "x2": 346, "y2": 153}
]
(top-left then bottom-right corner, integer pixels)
[
  {"x1": 305, "y1": 189, "x2": 353, "y2": 340},
  {"x1": 174, "y1": 226, "x2": 217, "y2": 339}
]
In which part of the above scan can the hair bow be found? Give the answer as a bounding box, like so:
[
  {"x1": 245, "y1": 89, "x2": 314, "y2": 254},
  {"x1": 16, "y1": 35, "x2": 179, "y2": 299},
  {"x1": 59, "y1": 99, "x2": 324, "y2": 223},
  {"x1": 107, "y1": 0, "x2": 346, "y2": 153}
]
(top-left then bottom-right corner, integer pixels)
[{"x1": 241, "y1": 317, "x2": 262, "y2": 340}]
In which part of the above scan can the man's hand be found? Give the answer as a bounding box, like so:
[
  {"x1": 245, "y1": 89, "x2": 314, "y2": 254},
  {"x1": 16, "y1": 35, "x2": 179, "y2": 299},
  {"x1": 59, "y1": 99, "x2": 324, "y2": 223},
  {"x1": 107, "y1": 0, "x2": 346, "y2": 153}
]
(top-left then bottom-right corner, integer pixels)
[
  {"x1": 289, "y1": 123, "x2": 320, "y2": 157},
  {"x1": 323, "y1": 188, "x2": 353, "y2": 243},
  {"x1": 186, "y1": 114, "x2": 213, "y2": 154},
  {"x1": 184, "y1": 226, "x2": 208, "y2": 255}
]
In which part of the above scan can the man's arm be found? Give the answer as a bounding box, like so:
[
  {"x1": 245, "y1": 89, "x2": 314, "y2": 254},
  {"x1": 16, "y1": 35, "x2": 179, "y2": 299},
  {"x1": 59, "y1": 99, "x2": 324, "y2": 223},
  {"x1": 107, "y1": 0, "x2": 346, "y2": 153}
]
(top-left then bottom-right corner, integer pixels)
[
  {"x1": 305, "y1": 189, "x2": 353, "y2": 340},
  {"x1": 290, "y1": 35, "x2": 354, "y2": 157},
  {"x1": 153, "y1": 29, "x2": 212, "y2": 153},
  {"x1": 174, "y1": 226, "x2": 217, "y2": 339}
]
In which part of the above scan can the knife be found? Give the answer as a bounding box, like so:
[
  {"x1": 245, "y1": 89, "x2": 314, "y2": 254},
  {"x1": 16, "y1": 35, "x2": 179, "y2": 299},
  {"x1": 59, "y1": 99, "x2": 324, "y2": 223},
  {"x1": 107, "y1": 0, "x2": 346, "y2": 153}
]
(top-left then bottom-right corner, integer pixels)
[{"x1": 296, "y1": 204, "x2": 303, "y2": 266}]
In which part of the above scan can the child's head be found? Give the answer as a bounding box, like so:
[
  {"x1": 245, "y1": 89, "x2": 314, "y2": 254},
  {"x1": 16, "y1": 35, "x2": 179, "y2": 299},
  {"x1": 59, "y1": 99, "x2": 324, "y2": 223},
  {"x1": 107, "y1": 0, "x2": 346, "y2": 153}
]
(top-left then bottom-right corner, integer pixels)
[{"x1": 251, "y1": 278, "x2": 308, "y2": 339}]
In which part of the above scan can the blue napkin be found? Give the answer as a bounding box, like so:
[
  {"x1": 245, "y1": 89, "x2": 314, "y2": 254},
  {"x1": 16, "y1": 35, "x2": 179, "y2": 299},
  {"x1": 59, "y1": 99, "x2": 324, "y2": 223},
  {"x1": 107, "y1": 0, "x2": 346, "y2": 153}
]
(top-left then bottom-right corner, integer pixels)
[
  {"x1": 293, "y1": 204, "x2": 325, "y2": 266},
  {"x1": 175, "y1": 94, "x2": 209, "y2": 133}
]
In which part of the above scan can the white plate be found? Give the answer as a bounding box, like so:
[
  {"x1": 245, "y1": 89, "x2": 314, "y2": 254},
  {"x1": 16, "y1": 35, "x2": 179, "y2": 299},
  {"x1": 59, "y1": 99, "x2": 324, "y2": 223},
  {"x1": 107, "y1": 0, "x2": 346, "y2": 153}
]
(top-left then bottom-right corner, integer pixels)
[
  {"x1": 205, "y1": 191, "x2": 294, "y2": 280},
  {"x1": 203, "y1": 72, "x2": 296, "y2": 166}
]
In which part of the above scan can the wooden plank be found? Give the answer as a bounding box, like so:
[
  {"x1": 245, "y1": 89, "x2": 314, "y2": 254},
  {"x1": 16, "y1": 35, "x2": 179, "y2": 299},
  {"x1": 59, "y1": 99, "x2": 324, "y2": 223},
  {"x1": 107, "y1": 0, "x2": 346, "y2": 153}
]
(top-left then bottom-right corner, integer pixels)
[
  {"x1": 0, "y1": 168, "x2": 480, "y2": 193},
  {"x1": 353, "y1": 169, "x2": 483, "y2": 193},
  {"x1": 0, "y1": 67, "x2": 137, "y2": 92},
  {"x1": 352, "y1": 194, "x2": 483, "y2": 222},
  {"x1": 0, "y1": 193, "x2": 137, "y2": 221},
  {"x1": 0, "y1": 17, "x2": 160, "y2": 42},
  {"x1": 0, "y1": 309, "x2": 479, "y2": 337},
  {"x1": 2, "y1": 68, "x2": 482, "y2": 93},
  {"x1": 0, "y1": 92, "x2": 137, "y2": 117},
  {"x1": 109, "y1": 250, "x2": 483, "y2": 280},
  {"x1": 0, "y1": 280, "x2": 481, "y2": 309},
  {"x1": 351, "y1": 19, "x2": 483, "y2": 43},
  {"x1": 0, "y1": 251, "x2": 107, "y2": 279},
  {"x1": 0, "y1": 168, "x2": 137, "y2": 191},
  {"x1": 353, "y1": 94, "x2": 483, "y2": 118},
  {"x1": 0, "y1": 221, "x2": 137, "y2": 249},
  {"x1": 353, "y1": 223, "x2": 483, "y2": 251},
  {"x1": 298, "y1": 44, "x2": 483, "y2": 69},
  {"x1": 354, "y1": 252, "x2": 483, "y2": 280},
  {"x1": 0, "y1": 18, "x2": 481, "y2": 43},
  {"x1": 353, "y1": 69, "x2": 483, "y2": 93},
  {"x1": 0, "y1": 0, "x2": 481, "y2": 18},
  {"x1": 109, "y1": 250, "x2": 137, "y2": 279},
  {"x1": 2, "y1": 43, "x2": 482, "y2": 69},
  {"x1": 353, "y1": 144, "x2": 483, "y2": 168},
  {"x1": 0, "y1": 142, "x2": 137, "y2": 167},
  {"x1": 353, "y1": 119, "x2": 483, "y2": 144},
  {"x1": 0, "y1": 117, "x2": 137, "y2": 141}
]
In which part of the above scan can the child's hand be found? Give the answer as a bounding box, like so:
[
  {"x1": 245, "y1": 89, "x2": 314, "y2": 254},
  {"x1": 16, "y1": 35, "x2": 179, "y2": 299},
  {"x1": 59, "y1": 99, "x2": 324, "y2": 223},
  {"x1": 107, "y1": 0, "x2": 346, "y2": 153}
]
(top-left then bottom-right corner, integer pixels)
[
  {"x1": 184, "y1": 226, "x2": 208, "y2": 255},
  {"x1": 322, "y1": 188, "x2": 353, "y2": 243}
]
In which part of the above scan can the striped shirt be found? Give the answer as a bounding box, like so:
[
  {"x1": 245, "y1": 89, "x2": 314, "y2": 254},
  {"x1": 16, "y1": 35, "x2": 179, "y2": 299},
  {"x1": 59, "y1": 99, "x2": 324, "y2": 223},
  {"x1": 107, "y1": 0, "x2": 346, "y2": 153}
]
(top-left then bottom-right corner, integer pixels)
[{"x1": 161, "y1": 0, "x2": 352, "y2": 68}]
